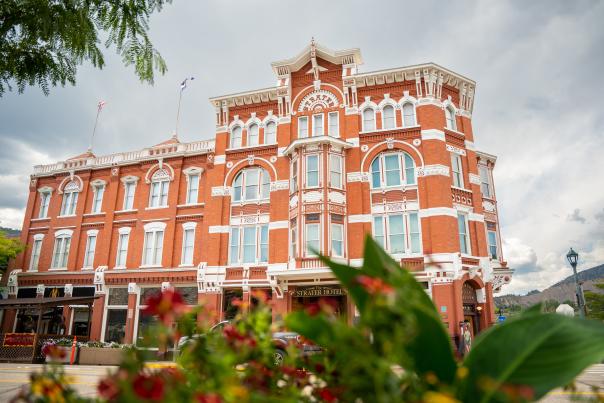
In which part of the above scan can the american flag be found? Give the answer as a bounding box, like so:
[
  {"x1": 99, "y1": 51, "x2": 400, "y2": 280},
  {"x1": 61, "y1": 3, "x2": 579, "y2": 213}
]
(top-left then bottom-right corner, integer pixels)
[
  {"x1": 180, "y1": 77, "x2": 195, "y2": 90},
  {"x1": 97, "y1": 100, "x2": 106, "y2": 111}
]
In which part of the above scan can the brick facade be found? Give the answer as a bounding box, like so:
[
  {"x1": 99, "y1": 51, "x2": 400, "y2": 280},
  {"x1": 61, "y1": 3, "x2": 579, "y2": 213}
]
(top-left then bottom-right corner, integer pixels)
[{"x1": 3, "y1": 42, "x2": 512, "y2": 344}]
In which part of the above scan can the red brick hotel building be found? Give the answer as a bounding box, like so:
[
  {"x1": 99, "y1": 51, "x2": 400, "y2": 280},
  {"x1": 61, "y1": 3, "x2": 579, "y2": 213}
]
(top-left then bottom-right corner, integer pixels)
[{"x1": 4, "y1": 42, "x2": 512, "y2": 345}]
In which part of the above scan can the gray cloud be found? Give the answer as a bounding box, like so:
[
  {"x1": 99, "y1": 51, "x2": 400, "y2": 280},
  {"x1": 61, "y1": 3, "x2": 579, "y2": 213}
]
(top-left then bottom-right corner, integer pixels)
[
  {"x1": 1, "y1": 0, "x2": 603, "y2": 294},
  {"x1": 595, "y1": 209, "x2": 604, "y2": 223},
  {"x1": 567, "y1": 209, "x2": 587, "y2": 224}
]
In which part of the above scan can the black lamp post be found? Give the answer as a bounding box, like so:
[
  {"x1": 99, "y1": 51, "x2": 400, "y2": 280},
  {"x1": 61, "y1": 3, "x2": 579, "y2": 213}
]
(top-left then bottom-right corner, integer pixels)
[{"x1": 566, "y1": 248, "x2": 585, "y2": 318}]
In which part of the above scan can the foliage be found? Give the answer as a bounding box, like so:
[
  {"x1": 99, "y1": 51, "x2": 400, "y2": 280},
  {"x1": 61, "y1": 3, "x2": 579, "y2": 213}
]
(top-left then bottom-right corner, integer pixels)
[
  {"x1": 13, "y1": 237, "x2": 604, "y2": 402},
  {"x1": 542, "y1": 299, "x2": 560, "y2": 313},
  {"x1": 0, "y1": 0, "x2": 171, "y2": 96},
  {"x1": 80, "y1": 341, "x2": 130, "y2": 349},
  {"x1": 0, "y1": 230, "x2": 24, "y2": 274},
  {"x1": 585, "y1": 283, "x2": 604, "y2": 320}
]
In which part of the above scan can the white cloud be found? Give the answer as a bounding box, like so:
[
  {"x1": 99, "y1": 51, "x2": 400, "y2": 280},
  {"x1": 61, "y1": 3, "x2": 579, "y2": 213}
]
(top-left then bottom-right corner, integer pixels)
[{"x1": 0, "y1": 208, "x2": 25, "y2": 230}]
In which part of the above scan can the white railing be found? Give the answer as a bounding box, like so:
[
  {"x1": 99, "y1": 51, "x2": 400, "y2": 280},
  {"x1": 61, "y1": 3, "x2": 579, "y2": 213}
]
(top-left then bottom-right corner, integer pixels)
[{"x1": 32, "y1": 140, "x2": 216, "y2": 176}]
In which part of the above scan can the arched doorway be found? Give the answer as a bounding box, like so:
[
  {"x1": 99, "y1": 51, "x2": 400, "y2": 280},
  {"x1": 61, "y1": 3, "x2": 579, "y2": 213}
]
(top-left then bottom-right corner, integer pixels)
[{"x1": 462, "y1": 281, "x2": 483, "y2": 337}]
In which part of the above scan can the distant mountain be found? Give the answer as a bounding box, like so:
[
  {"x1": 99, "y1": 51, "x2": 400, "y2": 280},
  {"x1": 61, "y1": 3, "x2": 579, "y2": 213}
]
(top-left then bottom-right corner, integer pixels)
[
  {"x1": 495, "y1": 264, "x2": 604, "y2": 308},
  {"x1": 0, "y1": 227, "x2": 20, "y2": 238}
]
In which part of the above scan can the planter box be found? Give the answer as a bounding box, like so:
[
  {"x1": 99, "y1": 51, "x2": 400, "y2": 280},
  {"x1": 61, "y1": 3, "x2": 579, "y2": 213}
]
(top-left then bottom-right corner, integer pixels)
[
  {"x1": 45, "y1": 346, "x2": 77, "y2": 364},
  {"x1": 78, "y1": 347, "x2": 124, "y2": 365}
]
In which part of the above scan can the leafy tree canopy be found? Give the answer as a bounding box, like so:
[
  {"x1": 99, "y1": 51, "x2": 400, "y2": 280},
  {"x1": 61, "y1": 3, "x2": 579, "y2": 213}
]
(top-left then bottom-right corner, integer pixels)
[
  {"x1": 0, "y1": 231, "x2": 24, "y2": 274},
  {"x1": 585, "y1": 283, "x2": 604, "y2": 321},
  {"x1": 0, "y1": 0, "x2": 171, "y2": 96}
]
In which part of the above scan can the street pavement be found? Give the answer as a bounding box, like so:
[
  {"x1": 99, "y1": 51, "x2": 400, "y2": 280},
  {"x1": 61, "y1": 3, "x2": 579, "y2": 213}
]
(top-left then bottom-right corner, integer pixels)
[{"x1": 0, "y1": 363, "x2": 600, "y2": 402}]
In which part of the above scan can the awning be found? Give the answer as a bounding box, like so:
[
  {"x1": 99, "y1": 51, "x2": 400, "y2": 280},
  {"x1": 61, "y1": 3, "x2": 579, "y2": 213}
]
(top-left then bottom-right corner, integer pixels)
[{"x1": 0, "y1": 296, "x2": 98, "y2": 310}]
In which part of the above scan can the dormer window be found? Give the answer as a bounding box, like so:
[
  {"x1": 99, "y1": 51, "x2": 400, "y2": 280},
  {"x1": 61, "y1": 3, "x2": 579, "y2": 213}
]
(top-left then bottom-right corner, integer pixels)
[
  {"x1": 247, "y1": 124, "x2": 259, "y2": 146},
  {"x1": 265, "y1": 121, "x2": 277, "y2": 144},
  {"x1": 230, "y1": 126, "x2": 243, "y2": 148},
  {"x1": 445, "y1": 106, "x2": 456, "y2": 131},
  {"x1": 149, "y1": 169, "x2": 170, "y2": 208},
  {"x1": 382, "y1": 105, "x2": 396, "y2": 129},
  {"x1": 362, "y1": 108, "x2": 376, "y2": 132},
  {"x1": 60, "y1": 181, "x2": 79, "y2": 216},
  {"x1": 232, "y1": 167, "x2": 270, "y2": 202}
]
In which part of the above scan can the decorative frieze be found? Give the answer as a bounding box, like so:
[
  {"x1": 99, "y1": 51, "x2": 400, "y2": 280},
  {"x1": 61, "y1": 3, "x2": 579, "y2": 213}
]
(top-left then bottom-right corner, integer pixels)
[
  {"x1": 469, "y1": 173, "x2": 481, "y2": 185},
  {"x1": 211, "y1": 186, "x2": 231, "y2": 197},
  {"x1": 446, "y1": 144, "x2": 466, "y2": 156},
  {"x1": 270, "y1": 180, "x2": 289, "y2": 192},
  {"x1": 208, "y1": 225, "x2": 230, "y2": 234},
  {"x1": 417, "y1": 165, "x2": 450, "y2": 177},
  {"x1": 347, "y1": 172, "x2": 369, "y2": 183}
]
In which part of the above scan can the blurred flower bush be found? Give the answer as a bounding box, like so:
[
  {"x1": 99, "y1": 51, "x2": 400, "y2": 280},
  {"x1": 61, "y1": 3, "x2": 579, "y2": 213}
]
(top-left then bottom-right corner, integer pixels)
[{"x1": 12, "y1": 237, "x2": 604, "y2": 402}]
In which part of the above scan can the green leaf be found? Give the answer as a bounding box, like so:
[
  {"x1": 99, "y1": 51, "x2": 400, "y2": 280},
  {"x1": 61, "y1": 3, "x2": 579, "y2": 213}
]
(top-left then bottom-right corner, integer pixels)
[
  {"x1": 458, "y1": 314, "x2": 604, "y2": 402},
  {"x1": 520, "y1": 303, "x2": 542, "y2": 316}
]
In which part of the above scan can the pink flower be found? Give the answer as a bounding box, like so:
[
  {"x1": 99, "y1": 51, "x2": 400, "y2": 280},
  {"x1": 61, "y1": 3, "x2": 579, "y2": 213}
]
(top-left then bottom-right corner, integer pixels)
[
  {"x1": 143, "y1": 289, "x2": 188, "y2": 325},
  {"x1": 355, "y1": 275, "x2": 394, "y2": 295}
]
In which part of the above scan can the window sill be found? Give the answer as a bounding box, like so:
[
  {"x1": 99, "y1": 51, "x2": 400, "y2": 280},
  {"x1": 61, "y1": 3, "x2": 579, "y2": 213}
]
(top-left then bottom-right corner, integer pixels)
[
  {"x1": 225, "y1": 143, "x2": 278, "y2": 153},
  {"x1": 81, "y1": 267, "x2": 94, "y2": 271},
  {"x1": 359, "y1": 125, "x2": 420, "y2": 135},
  {"x1": 451, "y1": 186, "x2": 469, "y2": 192},
  {"x1": 139, "y1": 265, "x2": 163, "y2": 269},
  {"x1": 177, "y1": 203, "x2": 205, "y2": 208},
  {"x1": 115, "y1": 209, "x2": 138, "y2": 214},
  {"x1": 57, "y1": 215, "x2": 76, "y2": 219},
  {"x1": 145, "y1": 206, "x2": 169, "y2": 211},
  {"x1": 178, "y1": 264, "x2": 195, "y2": 268},
  {"x1": 230, "y1": 199, "x2": 270, "y2": 206},
  {"x1": 370, "y1": 184, "x2": 418, "y2": 192},
  {"x1": 31, "y1": 217, "x2": 50, "y2": 222},
  {"x1": 48, "y1": 268, "x2": 68, "y2": 271},
  {"x1": 83, "y1": 212, "x2": 105, "y2": 217},
  {"x1": 113, "y1": 266, "x2": 127, "y2": 270},
  {"x1": 444, "y1": 127, "x2": 465, "y2": 137}
]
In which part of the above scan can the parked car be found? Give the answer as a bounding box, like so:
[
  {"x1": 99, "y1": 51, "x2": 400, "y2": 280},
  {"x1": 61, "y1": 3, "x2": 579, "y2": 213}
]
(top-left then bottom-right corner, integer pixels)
[{"x1": 176, "y1": 320, "x2": 322, "y2": 365}]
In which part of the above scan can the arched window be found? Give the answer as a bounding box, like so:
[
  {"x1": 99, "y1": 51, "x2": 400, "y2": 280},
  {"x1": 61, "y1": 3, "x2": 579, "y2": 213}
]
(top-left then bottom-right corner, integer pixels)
[
  {"x1": 247, "y1": 124, "x2": 259, "y2": 146},
  {"x1": 382, "y1": 105, "x2": 396, "y2": 129},
  {"x1": 60, "y1": 181, "x2": 79, "y2": 216},
  {"x1": 232, "y1": 167, "x2": 270, "y2": 202},
  {"x1": 370, "y1": 152, "x2": 416, "y2": 188},
  {"x1": 264, "y1": 121, "x2": 276, "y2": 144},
  {"x1": 230, "y1": 126, "x2": 242, "y2": 148},
  {"x1": 362, "y1": 108, "x2": 376, "y2": 132},
  {"x1": 445, "y1": 106, "x2": 456, "y2": 131},
  {"x1": 402, "y1": 103, "x2": 416, "y2": 127},
  {"x1": 149, "y1": 169, "x2": 170, "y2": 208}
]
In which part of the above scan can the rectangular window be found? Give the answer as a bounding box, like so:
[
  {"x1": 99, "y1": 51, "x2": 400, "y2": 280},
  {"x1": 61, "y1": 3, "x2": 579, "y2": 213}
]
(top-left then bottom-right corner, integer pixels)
[
  {"x1": 92, "y1": 185, "x2": 104, "y2": 213},
  {"x1": 306, "y1": 155, "x2": 319, "y2": 188},
  {"x1": 458, "y1": 213, "x2": 469, "y2": 254},
  {"x1": 328, "y1": 112, "x2": 339, "y2": 137},
  {"x1": 104, "y1": 309, "x2": 127, "y2": 344},
  {"x1": 245, "y1": 169, "x2": 259, "y2": 200},
  {"x1": 143, "y1": 230, "x2": 164, "y2": 266},
  {"x1": 479, "y1": 166, "x2": 491, "y2": 198},
  {"x1": 384, "y1": 154, "x2": 402, "y2": 186},
  {"x1": 451, "y1": 154, "x2": 464, "y2": 188},
  {"x1": 51, "y1": 237, "x2": 71, "y2": 269},
  {"x1": 409, "y1": 213, "x2": 421, "y2": 253},
  {"x1": 181, "y1": 228, "x2": 195, "y2": 265},
  {"x1": 242, "y1": 227, "x2": 256, "y2": 263},
  {"x1": 373, "y1": 216, "x2": 385, "y2": 248},
  {"x1": 260, "y1": 225, "x2": 268, "y2": 263},
  {"x1": 298, "y1": 116, "x2": 308, "y2": 138},
  {"x1": 290, "y1": 219, "x2": 297, "y2": 259},
  {"x1": 149, "y1": 181, "x2": 169, "y2": 207},
  {"x1": 30, "y1": 239, "x2": 42, "y2": 271},
  {"x1": 83, "y1": 235, "x2": 96, "y2": 268},
  {"x1": 186, "y1": 174, "x2": 199, "y2": 204},
  {"x1": 60, "y1": 192, "x2": 78, "y2": 216},
  {"x1": 123, "y1": 182, "x2": 135, "y2": 210},
  {"x1": 488, "y1": 230, "x2": 498, "y2": 259},
  {"x1": 291, "y1": 160, "x2": 298, "y2": 193},
  {"x1": 116, "y1": 233, "x2": 129, "y2": 267},
  {"x1": 305, "y1": 223, "x2": 320, "y2": 256},
  {"x1": 229, "y1": 227, "x2": 240, "y2": 264},
  {"x1": 313, "y1": 114, "x2": 324, "y2": 136},
  {"x1": 329, "y1": 154, "x2": 343, "y2": 189},
  {"x1": 331, "y1": 223, "x2": 344, "y2": 257},
  {"x1": 388, "y1": 215, "x2": 405, "y2": 253},
  {"x1": 39, "y1": 193, "x2": 50, "y2": 218}
]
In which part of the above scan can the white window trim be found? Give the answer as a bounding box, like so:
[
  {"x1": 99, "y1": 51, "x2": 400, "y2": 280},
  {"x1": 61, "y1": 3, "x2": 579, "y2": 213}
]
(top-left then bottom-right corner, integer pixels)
[
  {"x1": 372, "y1": 212, "x2": 423, "y2": 256},
  {"x1": 90, "y1": 181, "x2": 106, "y2": 214},
  {"x1": 445, "y1": 105, "x2": 457, "y2": 131},
  {"x1": 180, "y1": 222, "x2": 197, "y2": 267},
  {"x1": 305, "y1": 154, "x2": 321, "y2": 189},
  {"x1": 247, "y1": 123, "x2": 260, "y2": 147},
  {"x1": 230, "y1": 125, "x2": 243, "y2": 148},
  {"x1": 228, "y1": 224, "x2": 269, "y2": 265},
  {"x1": 121, "y1": 177, "x2": 138, "y2": 211},
  {"x1": 361, "y1": 107, "x2": 377, "y2": 132},
  {"x1": 370, "y1": 151, "x2": 416, "y2": 189},
  {"x1": 298, "y1": 116, "x2": 309, "y2": 138},
  {"x1": 381, "y1": 103, "x2": 397, "y2": 130},
  {"x1": 51, "y1": 231, "x2": 72, "y2": 270},
  {"x1": 83, "y1": 231, "x2": 98, "y2": 269},
  {"x1": 37, "y1": 188, "x2": 53, "y2": 218},
  {"x1": 183, "y1": 168, "x2": 202, "y2": 205},
  {"x1": 401, "y1": 102, "x2": 417, "y2": 128},
  {"x1": 148, "y1": 178, "x2": 169, "y2": 208},
  {"x1": 59, "y1": 190, "x2": 79, "y2": 217},
  {"x1": 29, "y1": 235, "x2": 44, "y2": 272},
  {"x1": 329, "y1": 153, "x2": 344, "y2": 189},
  {"x1": 114, "y1": 231, "x2": 130, "y2": 269},
  {"x1": 312, "y1": 113, "x2": 324, "y2": 137},
  {"x1": 263, "y1": 119, "x2": 278, "y2": 144},
  {"x1": 451, "y1": 153, "x2": 464, "y2": 188},
  {"x1": 232, "y1": 167, "x2": 270, "y2": 203},
  {"x1": 329, "y1": 221, "x2": 345, "y2": 258},
  {"x1": 304, "y1": 220, "x2": 321, "y2": 257},
  {"x1": 458, "y1": 213, "x2": 471, "y2": 256},
  {"x1": 328, "y1": 111, "x2": 339, "y2": 137}
]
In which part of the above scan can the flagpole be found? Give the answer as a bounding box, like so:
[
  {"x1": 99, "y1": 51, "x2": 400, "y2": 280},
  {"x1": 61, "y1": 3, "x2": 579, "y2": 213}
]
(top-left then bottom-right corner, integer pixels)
[
  {"x1": 89, "y1": 105, "x2": 102, "y2": 152},
  {"x1": 175, "y1": 87, "x2": 183, "y2": 138}
]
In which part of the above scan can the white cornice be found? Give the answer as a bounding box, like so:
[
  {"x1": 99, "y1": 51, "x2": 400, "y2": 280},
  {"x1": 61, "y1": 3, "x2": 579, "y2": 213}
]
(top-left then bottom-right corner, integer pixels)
[{"x1": 281, "y1": 136, "x2": 353, "y2": 156}]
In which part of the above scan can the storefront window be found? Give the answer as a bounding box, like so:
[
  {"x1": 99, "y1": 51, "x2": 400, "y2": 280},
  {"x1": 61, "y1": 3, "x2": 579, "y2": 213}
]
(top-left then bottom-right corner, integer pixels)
[
  {"x1": 223, "y1": 289, "x2": 243, "y2": 320},
  {"x1": 104, "y1": 309, "x2": 127, "y2": 343},
  {"x1": 71, "y1": 308, "x2": 90, "y2": 336}
]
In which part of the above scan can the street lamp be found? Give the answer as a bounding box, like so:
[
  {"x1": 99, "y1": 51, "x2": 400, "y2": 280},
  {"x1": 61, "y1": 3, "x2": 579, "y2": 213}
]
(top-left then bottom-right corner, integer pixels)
[{"x1": 566, "y1": 248, "x2": 585, "y2": 318}]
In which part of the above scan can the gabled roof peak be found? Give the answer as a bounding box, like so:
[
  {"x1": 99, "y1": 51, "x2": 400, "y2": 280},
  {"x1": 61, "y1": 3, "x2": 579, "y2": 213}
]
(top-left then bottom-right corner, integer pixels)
[{"x1": 271, "y1": 40, "x2": 363, "y2": 76}]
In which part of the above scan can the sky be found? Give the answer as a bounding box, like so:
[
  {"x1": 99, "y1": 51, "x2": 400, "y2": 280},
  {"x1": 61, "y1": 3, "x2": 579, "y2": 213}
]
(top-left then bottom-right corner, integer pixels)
[{"x1": 1, "y1": 0, "x2": 603, "y2": 295}]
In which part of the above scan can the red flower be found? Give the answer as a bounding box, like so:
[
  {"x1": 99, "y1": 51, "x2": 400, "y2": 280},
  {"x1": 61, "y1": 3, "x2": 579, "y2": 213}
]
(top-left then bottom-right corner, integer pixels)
[
  {"x1": 355, "y1": 275, "x2": 394, "y2": 295},
  {"x1": 132, "y1": 373, "x2": 165, "y2": 401},
  {"x1": 41, "y1": 343, "x2": 66, "y2": 361},
  {"x1": 196, "y1": 392, "x2": 222, "y2": 403},
  {"x1": 98, "y1": 377, "x2": 120, "y2": 401},
  {"x1": 143, "y1": 289, "x2": 188, "y2": 325},
  {"x1": 317, "y1": 387, "x2": 339, "y2": 402},
  {"x1": 251, "y1": 289, "x2": 268, "y2": 303}
]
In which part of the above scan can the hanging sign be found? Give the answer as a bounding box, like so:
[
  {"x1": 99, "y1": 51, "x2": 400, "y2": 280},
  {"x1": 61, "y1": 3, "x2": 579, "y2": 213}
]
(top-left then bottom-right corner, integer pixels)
[{"x1": 3, "y1": 333, "x2": 36, "y2": 347}]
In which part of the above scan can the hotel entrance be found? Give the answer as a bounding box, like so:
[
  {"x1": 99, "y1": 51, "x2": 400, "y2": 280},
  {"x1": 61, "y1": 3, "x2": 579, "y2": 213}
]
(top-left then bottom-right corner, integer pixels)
[{"x1": 291, "y1": 286, "x2": 347, "y2": 318}]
